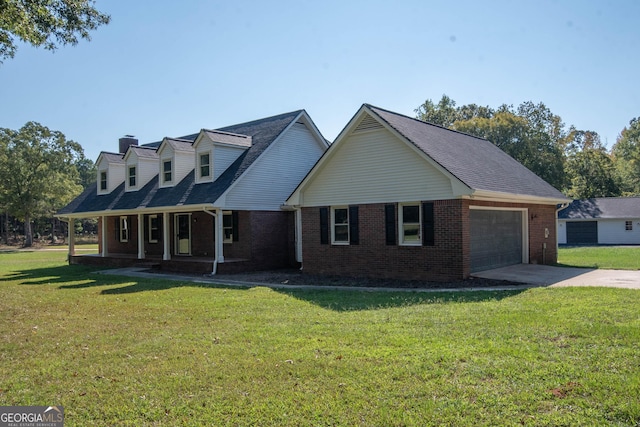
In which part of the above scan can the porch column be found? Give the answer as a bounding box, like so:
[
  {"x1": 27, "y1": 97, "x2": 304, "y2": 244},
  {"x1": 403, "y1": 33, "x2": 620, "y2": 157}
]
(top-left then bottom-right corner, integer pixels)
[
  {"x1": 216, "y1": 208, "x2": 224, "y2": 263},
  {"x1": 68, "y1": 218, "x2": 76, "y2": 257},
  {"x1": 162, "y1": 212, "x2": 171, "y2": 260},
  {"x1": 101, "y1": 216, "x2": 109, "y2": 257},
  {"x1": 137, "y1": 213, "x2": 145, "y2": 259}
]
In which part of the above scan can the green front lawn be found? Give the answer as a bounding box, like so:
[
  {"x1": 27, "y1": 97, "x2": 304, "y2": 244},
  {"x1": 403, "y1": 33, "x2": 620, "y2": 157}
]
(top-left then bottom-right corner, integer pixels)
[
  {"x1": 558, "y1": 246, "x2": 640, "y2": 270},
  {"x1": 0, "y1": 251, "x2": 639, "y2": 426}
]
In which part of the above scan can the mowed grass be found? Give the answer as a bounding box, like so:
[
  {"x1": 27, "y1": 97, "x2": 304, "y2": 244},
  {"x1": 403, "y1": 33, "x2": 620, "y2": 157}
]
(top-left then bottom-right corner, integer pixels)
[
  {"x1": 0, "y1": 252, "x2": 639, "y2": 426},
  {"x1": 558, "y1": 246, "x2": 640, "y2": 270}
]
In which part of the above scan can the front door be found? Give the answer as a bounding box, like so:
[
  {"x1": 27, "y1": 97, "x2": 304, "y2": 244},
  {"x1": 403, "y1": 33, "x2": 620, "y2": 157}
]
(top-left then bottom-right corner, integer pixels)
[{"x1": 175, "y1": 214, "x2": 191, "y2": 255}]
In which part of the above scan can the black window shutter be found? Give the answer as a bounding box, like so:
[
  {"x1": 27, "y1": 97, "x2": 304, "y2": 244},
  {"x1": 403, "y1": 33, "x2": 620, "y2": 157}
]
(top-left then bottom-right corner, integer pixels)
[
  {"x1": 385, "y1": 204, "x2": 396, "y2": 245},
  {"x1": 349, "y1": 206, "x2": 359, "y2": 245},
  {"x1": 319, "y1": 207, "x2": 329, "y2": 245},
  {"x1": 422, "y1": 202, "x2": 435, "y2": 246},
  {"x1": 232, "y1": 211, "x2": 239, "y2": 242}
]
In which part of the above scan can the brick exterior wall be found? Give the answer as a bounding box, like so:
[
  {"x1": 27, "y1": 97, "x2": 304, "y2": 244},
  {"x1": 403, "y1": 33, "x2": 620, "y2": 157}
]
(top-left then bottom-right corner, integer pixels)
[
  {"x1": 301, "y1": 199, "x2": 559, "y2": 282},
  {"x1": 95, "y1": 210, "x2": 296, "y2": 273}
]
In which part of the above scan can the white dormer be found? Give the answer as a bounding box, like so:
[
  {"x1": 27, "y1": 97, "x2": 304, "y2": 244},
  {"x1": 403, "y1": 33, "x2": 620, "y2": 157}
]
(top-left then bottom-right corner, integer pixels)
[
  {"x1": 123, "y1": 146, "x2": 159, "y2": 191},
  {"x1": 95, "y1": 152, "x2": 125, "y2": 195},
  {"x1": 192, "y1": 129, "x2": 252, "y2": 184},
  {"x1": 156, "y1": 137, "x2": 195, "y2": 188}
]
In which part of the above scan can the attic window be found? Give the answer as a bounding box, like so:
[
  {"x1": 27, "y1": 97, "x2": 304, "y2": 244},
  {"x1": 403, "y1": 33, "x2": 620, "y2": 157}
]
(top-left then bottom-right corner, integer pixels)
[
  {"x1": 200, "y1": 153, "x2": 211, "y2": 178},
  {"x1": 354, "y1": 115, "x2": 383, "y2": 133},
  {"x1": 128, "y1": 166, "x2": 136, "y2": 187},
  {"x1": 163, "y1": 160, "x2": 172, "y2": 183},
  {"x1": 100, "y1": 171, "x2": 107, "y2": 191}
]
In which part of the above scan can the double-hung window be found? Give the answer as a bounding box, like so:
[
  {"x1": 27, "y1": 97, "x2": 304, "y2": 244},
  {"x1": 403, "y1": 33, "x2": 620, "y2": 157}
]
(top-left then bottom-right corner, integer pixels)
[
  {"x1": 100, "y1": 171, "x2": 107, "y2": 191},
  {"x1": 200, "y1": 153, "x2": 211, "y2": 179},
  {"x1": 332, "y1": 207, "x2": 349, "y2": 244},
  {"x1": 399, "y1": 203, "x2": 421, "y2": 245},
  {"x1": 119, "y1": 216, "x2": 129, "y2": 242},
  {"x1": 163, "y1": 160, "x2": 172, "y2": 184},
  {"x1": 625, "y1": 221, "x2": 633, "y2": 231},
  {"x1": 223, "y1": 211, "x2": 234, "y2": 243},
  {"x1": 148, "y1": 215, "x2": 159, "y2": 243},
  {"x1": 128, "y1": 166, "x2": 136, "y2": 187}
]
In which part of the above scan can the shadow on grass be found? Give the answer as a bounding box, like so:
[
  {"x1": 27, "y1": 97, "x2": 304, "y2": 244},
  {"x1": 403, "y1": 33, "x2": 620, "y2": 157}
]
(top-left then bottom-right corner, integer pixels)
[{"x1": 7, "y1": 264, "x2": 528, "y2": 311}]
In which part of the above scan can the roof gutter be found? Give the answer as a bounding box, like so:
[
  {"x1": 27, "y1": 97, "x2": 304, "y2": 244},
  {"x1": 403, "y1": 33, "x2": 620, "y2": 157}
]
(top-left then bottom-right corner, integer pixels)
[{"x1": 54, "y1": 203, "x2": 218, "y2": 219}]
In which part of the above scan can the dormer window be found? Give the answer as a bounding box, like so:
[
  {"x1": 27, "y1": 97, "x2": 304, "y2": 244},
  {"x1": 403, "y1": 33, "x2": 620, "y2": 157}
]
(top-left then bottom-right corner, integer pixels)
[
  {"x1": 128, "y1": 166, "x2": 136, "y2": 187},
  {"x1": 199, "y1": 153, "x2": 210, "y2": 178},
  {"x1": 100, "y1": 171, "x2": 107, "y2": 191},
  {"x1": 163, "y1": 160, "x2": 172, "y2": 183}
]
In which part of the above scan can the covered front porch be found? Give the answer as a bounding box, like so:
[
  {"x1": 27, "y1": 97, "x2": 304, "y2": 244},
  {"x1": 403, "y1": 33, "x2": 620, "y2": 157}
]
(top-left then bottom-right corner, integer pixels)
[{"x1": 62, "y1": 207, "x2": 238, "y2": 275}]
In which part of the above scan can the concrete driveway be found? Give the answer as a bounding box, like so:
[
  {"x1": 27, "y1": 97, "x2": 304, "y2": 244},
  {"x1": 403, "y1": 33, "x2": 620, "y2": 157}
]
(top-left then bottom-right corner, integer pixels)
[{"x1": 472, "y1": 264, "x2": 640, "y2": 289}]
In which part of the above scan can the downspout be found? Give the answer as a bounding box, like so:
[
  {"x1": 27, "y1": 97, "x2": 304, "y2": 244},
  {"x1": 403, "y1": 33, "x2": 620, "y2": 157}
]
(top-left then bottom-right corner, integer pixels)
[
  {"x1": 203, "y1": 209, "x2": 218, "y2": 275},
  {"x1": 553, "y1": 202, "x2": 570, "y2": 263}
]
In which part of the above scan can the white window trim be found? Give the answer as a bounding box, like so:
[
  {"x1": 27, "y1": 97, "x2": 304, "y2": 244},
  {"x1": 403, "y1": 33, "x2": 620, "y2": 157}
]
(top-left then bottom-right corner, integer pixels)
[
  {"x1": 99, "y1": 170, "x2": 108, "y2": 192},
  {"x1": 398, "y1": 203, "x2": 422, "y2": 246},
  {"x1": 331, "y1": 206, "x2": 350, "y2": 245},
  {"x1": 119, "y1": 216, "x2": 129, "y2": 243},
  {"x1": 128, "y1": 166, "x2": 137, "y2": 189},
  {"x1": 162, "y1": 159, "x2": 172, "y2": 185},
  {"x1": 148, "y1": 214, "x2": 159, "y2": 243},
  {"x1": 223, "y1": 211, "x2": 233, "y2": 244},
  {"x1": 197, "y1": 150, "x2": 213, "y2": 183}
]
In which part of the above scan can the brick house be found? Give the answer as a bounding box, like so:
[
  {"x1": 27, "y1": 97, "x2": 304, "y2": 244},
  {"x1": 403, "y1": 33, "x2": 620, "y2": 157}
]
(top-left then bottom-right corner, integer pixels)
[
  {"x1": 285, "y1": 104, "x2": 569, "y2": 281},
  {"x1": 56, "y1": 111, "x2": 328, "y2": 274}
]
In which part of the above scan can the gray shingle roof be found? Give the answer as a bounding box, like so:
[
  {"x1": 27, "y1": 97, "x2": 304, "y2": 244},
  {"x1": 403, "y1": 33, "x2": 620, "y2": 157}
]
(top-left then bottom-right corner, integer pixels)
[
  {"x1": 558, "y1": 197, "x2": 640, "y2": 219},
  {"x1": 99, "y1": 152, "x2": 124, "y2": 163},
  {"x1": 163, "y1": 138, "x2": 194, "y2": 152},
  {"x1": 128, "y1": 145, "x2": 158, "y2": 159},
  {"x1": 58, "y1": 110, "x2": 303, "y2": 215},
  {"x1": 366, "y1": 105, "x2": 567, "y2": 200},
  {"x1": 202, "y1": 129, "x2": 252, "y2": 147}
]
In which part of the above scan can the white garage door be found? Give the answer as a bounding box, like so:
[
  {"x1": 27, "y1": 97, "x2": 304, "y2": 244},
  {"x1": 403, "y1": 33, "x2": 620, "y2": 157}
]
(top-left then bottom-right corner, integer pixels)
[{"x1": 470, "y1": 209, "x2": 524, "y2": 273}]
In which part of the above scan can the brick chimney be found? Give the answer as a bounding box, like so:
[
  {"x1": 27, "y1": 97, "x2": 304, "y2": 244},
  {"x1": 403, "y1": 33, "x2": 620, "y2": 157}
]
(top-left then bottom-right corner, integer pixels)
[{"x1": 119, "y1": 135, "x2": 138, "y2": 153}]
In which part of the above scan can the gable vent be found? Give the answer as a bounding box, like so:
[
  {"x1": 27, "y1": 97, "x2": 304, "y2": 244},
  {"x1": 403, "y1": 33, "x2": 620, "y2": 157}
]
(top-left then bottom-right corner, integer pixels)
[{"x1": 354, "y1": 115, "x2": 383, "y2": 133}]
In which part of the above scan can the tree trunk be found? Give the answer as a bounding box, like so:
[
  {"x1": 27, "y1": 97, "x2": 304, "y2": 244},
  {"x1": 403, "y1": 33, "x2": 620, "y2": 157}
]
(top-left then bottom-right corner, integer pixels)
[
  {"x1": 3, "y1": 212, "x2": 7, "y2": 245},
  {"x1": 24, "y1": 214, "x2": 33, "y2": 247}
]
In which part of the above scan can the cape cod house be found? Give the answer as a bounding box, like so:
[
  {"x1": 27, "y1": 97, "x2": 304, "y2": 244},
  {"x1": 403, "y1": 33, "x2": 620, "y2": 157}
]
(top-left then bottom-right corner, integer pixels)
[
  {"x1": 285, "y1": 104, "x2": 570, "y2": 281},
  {"x1": 558, "y1": 197, "x2": 640, "y2": 245},
  {"x1": 56, "y1": 111, "x2": 328, "y2": 274}
]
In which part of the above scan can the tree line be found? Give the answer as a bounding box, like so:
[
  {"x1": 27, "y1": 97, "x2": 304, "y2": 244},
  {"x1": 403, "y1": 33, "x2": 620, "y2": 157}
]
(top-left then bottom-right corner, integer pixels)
[{"x1": 415, "y1": 95, "x2": 640, "y2": 199}]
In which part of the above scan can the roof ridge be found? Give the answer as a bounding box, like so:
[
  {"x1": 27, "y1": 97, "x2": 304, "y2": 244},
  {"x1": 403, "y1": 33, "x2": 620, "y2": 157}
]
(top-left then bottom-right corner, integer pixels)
[
  {"x1": 364, "y1": 103, "x2": 490, "y2": 142},
  {"x1": 217, "y1": 109, "x2": 303, "y2": 132}
]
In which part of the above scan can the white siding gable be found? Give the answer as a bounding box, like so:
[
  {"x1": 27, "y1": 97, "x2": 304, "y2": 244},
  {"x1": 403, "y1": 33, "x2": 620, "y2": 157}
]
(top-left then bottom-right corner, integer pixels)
[
  {"x1": 299, "y1": 127, "x2": 456, "y2": 206},
  {"x1": 222, "y1": 122, "x2": 327, "y2": 210},
  {"x1": 124, "y1": 151, "x2": 157, "y2": 191},
  {"x1": 157, "y1": 140, "x2": 194, "y2": 187},
  {"x1": 193, "y1": 131, "x2": 249, "y2": 184},
  {"x1": 96, "y1": 154, "x2": 124, "y2": 195}
]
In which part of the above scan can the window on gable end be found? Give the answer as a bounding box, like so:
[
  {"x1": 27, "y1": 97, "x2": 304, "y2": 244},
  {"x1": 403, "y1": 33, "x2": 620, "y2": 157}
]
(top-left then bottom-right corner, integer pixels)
[
  {"x1": 100, "y1": 171, "x2": 107, "y2": 191},
  {"x1": 163, "y1": 160, "x2": 172, "y2": 184},
  {"x1": 200, "y1": 153, "x2": 211, "y2": 179},
  {"x1": 128, "y1": 166, "x2": 136, "y2": 187}
]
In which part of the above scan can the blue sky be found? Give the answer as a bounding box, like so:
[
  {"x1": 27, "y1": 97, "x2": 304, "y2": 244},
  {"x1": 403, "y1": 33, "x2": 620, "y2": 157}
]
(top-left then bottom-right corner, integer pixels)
[{"x1": 1, "y1": 0, "x2": 638, "y2": 161}]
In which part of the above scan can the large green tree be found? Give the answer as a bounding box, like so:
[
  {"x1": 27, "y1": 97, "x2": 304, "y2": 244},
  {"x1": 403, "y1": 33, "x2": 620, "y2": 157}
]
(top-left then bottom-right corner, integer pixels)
[
  {"x1": 612, "y1": 118, "x2": 640, "y2": 195},
  {"x1": 416, "y1": 96, "x2": 566, "y2": 190},
  {"x1": 564, "y1": 129, "x2": 620, "y2": 198},
  {"x1": 0, "y1": 122, "x2": 84, "y2": 246},
  {"x1": 0, "y1": 0, "x2": 110, "y2": 63}
]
